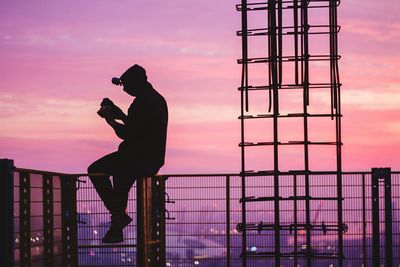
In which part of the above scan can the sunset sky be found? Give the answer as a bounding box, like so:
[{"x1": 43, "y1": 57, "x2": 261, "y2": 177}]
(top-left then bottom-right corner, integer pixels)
[{"x1": 0, "y1": 1, "x2": 399, "y2": 174}]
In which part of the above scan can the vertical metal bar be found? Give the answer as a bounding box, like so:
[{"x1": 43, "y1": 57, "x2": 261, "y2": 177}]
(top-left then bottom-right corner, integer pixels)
[
  {"x1": 278, "y1": 0, "x2": 283, "y2": 86},
  {"x1": 302, "y1": 0, "x2": 310, "y2": 106},
  {"x1": 154, "y1": 176, "x2": 166, "y2": 266},
  {"x1": 20, "y1": 171, "x2": 31, "y2": 267},
  {"x1": 300, "y1": 0, "x2": 304, "y2": 86},
  {"x1": 61, "y1": 176, "x2": 78, "y2": 267},
  {"x1": 384, "y1": 169, "x2": 392, "y2": 267},
  {"x1": 333, "y1": 1, "x2": 344, "y2": 264},
  {"x1": 329, "y1": 0, "x2": 335, "y2": 118},
  {"x1": 336, "y1": 98, "x2": 344, "y2": 267},
  {"x1": 154, "y1": 176, "x2": 165, "y2": 265},
  {"x1": 226, "y1": 175, "x2": 231, "y2": 267},
  {"x1": 43, "y1": 175, "x2": 54, "y2": 267},
  {"x1": 240, "y1": 1, "x2": 248, "y2": 266},
  {"x1": 300, "y1": 0, "x2": 312, "y2": 265},
  {"x1": 242, "y1": 2, "x2": 249, "y2": 112},
  {"x1": 137, "y1": 177, "x2": 150, "y2": 267},
  {"x1": 293, "y1": 0, "x2": 299, "y2": 85},
  {"x1": 0, "y1": 159, "x2": 15, "y2": 267},
  {"x1": 269, "y1": 0, "x2": 281, "y2": 265},
  {"x1": 271, "y1": 0, "x2": 280, "y2": 114},
  {"x1": 331, "y1": 0, "x2": 340, "y2": 118},
  {"x1": 371, "y1": 170, "x2": 380, "y2": 267},
  {"x1": 335, "y1": 83, "x2": 344, "y2": 265},
  {"x1": 337, "y1": 173, "x2": 344, "y2": 267},
  {"x1": 293, "y1": 174, "x2": 298, "y2": 267},
  {"x1": 137, "y1": 176, "x2": 166, "y2": 267},
  {"x1": 268, "y1": 0, "x2": 273, "y2": 114},
  {"x1": 361, "y1": 174, "x2": 367, "y2": 267}
]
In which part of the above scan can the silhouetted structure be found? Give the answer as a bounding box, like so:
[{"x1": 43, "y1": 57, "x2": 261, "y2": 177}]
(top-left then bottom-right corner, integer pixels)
[
  {"x1": 2, "y1": 164, "x2": 399, "y2": 267},
  {"x1": 236, "y1": 1, "x2": 343, "y2": 266}
]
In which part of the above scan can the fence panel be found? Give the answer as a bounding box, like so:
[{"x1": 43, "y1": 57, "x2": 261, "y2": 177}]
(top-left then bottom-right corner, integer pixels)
[
  {"x1": 6, "y1": 167, "x2": 66, "y2": 267},
  {"x1": 73, "y1": 172, "x2": 400, "y2": 267}
]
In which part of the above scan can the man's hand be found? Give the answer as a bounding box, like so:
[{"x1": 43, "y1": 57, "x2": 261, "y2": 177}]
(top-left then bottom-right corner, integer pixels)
[
  {"x1": 105, "y1": 116, "x2": 120, "y2": 127},
  {"x1": 97, "y1": 98, "x2": 128, "y2": 140},
  {"x1": 100, "y1": 105, "x2": 127, "y2": 123},
  {"x1": 105, "y1": 115, "x2": 127, "y2": 140},
  {"x1": 110, "y1": 105, "x2": 127, "y2": 121}
]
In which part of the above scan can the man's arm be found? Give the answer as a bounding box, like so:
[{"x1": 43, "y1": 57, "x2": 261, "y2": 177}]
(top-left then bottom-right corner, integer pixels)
[
  {"x1": 110, "y1": 105, "x2": 128, "y2": 124},
  {"x1": 105, "y1": 117, "x2": 128, "y2": 139},
  {"x1": 101, "y1": 105, "x2": 129, "y2": 139}
]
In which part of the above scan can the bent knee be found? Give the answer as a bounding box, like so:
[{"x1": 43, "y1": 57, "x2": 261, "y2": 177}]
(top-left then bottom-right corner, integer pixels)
[{"x1": 87, "y1": 163, "x2": 98, "y2": 175}]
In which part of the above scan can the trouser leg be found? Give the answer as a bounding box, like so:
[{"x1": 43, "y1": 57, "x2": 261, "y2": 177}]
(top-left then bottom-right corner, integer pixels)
[
  {"x1": 112, "y1": 166, "x2": 159, "y2": 216},
  {"x1": 112, "y1": 176, "x2": 136, "y2": 216},
  {"x1": 89, "y1": 174, "x2": 116, "y2": 212},
  {"x1": 87, "y1": 152, "x2": 120, "y2": 213}
]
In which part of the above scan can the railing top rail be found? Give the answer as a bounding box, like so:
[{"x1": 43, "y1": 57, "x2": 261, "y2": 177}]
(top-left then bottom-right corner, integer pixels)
[
  {"x1": 14, "y1": 169, "x2": 112, "y2": 178},
  {"x1": 13, "y1": 168, "x2": 400, "y2": 178},
  {"x1": 161, "y1": 170, "x2": 400, "y2": 177},
  {"x1": 14, "y1": 167, "x2": 73, "y2": 177}
]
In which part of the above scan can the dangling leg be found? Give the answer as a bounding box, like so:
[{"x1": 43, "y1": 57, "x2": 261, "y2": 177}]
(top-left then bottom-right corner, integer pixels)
[
  {"x1": 112, "y1": 164, "x2": 159, "y2": 220},
  {"x1": 88, "y1": 152, "x2": 135, "y2": 243},
  {"x1": 87, "y1": 152, "x2": 121, "y2": 213},
  {"x1": 99, "y1": 174, "x2": 136, "y2": 244},
  {"x1": 112, "y1": 175, "x2": 136, "y2": 217}
]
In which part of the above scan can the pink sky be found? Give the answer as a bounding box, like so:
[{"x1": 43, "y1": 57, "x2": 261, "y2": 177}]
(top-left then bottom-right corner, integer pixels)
[{"x1": 0, "y1": 1, "x2": 399, "y2": 174}]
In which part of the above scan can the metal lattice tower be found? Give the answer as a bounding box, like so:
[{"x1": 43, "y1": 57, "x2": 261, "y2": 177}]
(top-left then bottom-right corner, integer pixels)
[{"x1": 236, "y1": 0, "x2": 344, "y2": 266}]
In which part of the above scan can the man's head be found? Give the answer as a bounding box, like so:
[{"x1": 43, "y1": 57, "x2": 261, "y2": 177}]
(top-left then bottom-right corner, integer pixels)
[{"x1": 119, "y1": 64, "x2": 148, "y2": 96}]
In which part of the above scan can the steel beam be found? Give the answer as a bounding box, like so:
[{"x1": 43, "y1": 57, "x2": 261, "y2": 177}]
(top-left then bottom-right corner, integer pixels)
[
  {"x1": 20, "y1": 171, "x2": 31, "y2": 267},
  {"x1": 43, "y1": 175, "x2": 54, "y2": 267},
  {"x1": 136, "y1": 176, "x2": 166, "y2": 267},
  {"x1": 0, "y1": 159, "x2": 15, "y2": 267},
  {"x1": 61, "y1": 176, "x2": 78, "y2": 267}
]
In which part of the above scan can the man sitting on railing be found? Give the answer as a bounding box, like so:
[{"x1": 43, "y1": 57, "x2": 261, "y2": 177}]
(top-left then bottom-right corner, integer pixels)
[{"x1": 88, "y1": 64, "x2": 168, "y2": 243}]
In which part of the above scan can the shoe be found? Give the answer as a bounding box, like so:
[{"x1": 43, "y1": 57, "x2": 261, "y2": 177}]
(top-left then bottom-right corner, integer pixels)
[
  {"x1": 101, "y1": 213, "x2": 132, "y2": 243},
  {"x1": 112, "y1": 213, "x2": 133, "y2": 229},
  {"x1": 102, "y1": 227, "x2": 123, "y2": 243}
]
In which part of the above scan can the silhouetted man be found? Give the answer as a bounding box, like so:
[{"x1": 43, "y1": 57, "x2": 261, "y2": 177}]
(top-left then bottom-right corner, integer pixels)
[{"x1": 88, "y1": 64, "x2": 168, "y2": 243}]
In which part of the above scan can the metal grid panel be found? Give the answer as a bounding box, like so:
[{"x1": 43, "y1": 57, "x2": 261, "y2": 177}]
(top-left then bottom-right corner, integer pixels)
[
  {"x1": 76, "y1": 175, "x2": 138, "y2": 267},
  {"x1": 12, "y1": 171, "x2": 64, "y2": 267},
  {"x1": 74, "y1": 172, "x2": 400, "y2": 266},
  {"x1": 8, "y1": 169, "x2": 400, "y2": 266},
  {"x1": 165, "y1": 176, "x2": 229, "y2": 267}
]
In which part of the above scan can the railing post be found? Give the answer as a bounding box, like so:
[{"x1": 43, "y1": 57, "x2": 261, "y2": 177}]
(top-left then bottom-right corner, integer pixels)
[
  {"x1": 226, "y1": 175, "x2": 231, "y2": 267},
  {"x1": 361, "y1": 174, "x2": 367, "y2": 267},
  {"x1": 43, "y1": 175, "x2": 54, "y2": 267},
  {"x1": 61, "y1": 176, "x2": 78, "y2": 267},
  {"x1": 0, "y1": 159, "x2": 14, "y2": 267},
  {"x1": 137, "y1": 176, "x2": 166, "y2": 267},
  {"x1": 293, "y1": 174, "x2": 298, "y2": 267},
  {"x1": 371, "y1": 168, "x2": 392, "y2": 267},
  {"x1": 20, "y1": 171, "x2": 31, "y2": 267},
  {"x1": 383, "y1": 169, "x2": 392, "y2": 267},
  {"x1": 371, "y1": 169, "x2": 380, "y2": 267}
]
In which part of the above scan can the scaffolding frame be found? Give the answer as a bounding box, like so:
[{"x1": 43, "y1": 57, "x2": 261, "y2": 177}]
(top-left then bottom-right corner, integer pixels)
[{"x1": 237, "y1": 1, "x2": 344, "y2": 266}]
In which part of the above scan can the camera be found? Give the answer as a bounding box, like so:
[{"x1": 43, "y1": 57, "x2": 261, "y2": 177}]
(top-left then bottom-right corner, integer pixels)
[{"x1": 97, "y1": 98, "x2": 116, "y2": 118}]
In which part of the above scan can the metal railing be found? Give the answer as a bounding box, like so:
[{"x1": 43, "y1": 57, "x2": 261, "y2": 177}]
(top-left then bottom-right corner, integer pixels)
[
  {"x1": 0, "y1": 159, "x2": 79, "y2": 267},
  {"x1": 76, "y1": 172, "x2": 400, "y2": 267},
  {"x1": 1, "y1": 159, "x2": 399, "y2": 267}
]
